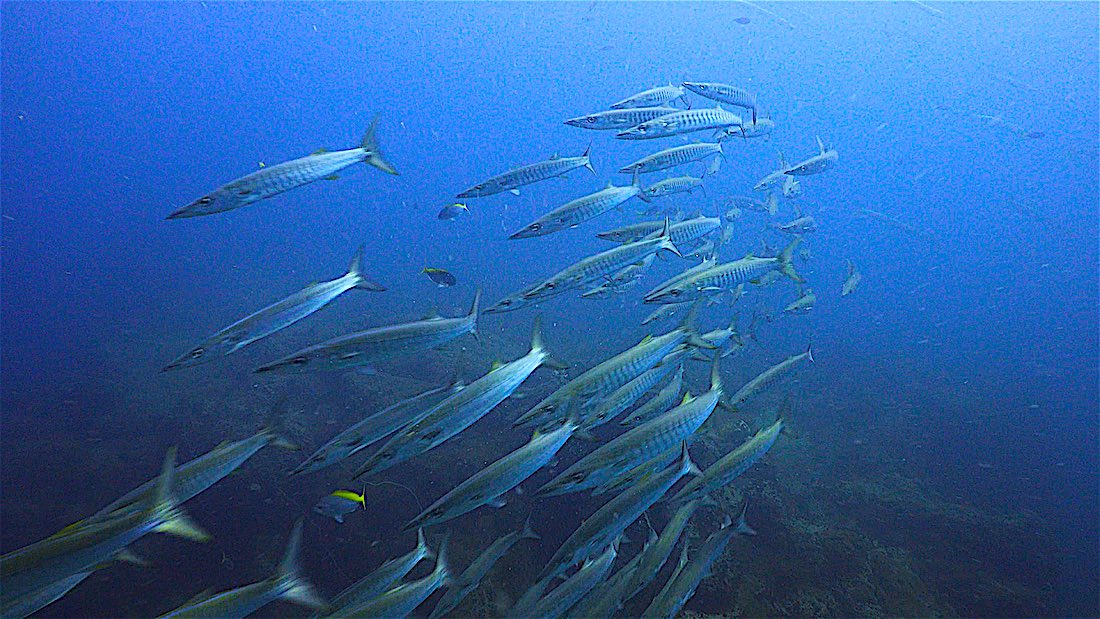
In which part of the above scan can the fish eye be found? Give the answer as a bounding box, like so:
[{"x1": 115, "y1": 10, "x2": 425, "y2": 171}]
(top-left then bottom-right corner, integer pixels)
[
  {"x1": 382, "y1": 452, "x2": 394, "y2": 460},
  {"x1": 197, "y1": 197, "x2": 213, "y2": 205},
  {"x1": 544, "y1": 282, "x2": 556, "y2": 290},
  {"x1": 311, "y1": 455, "x2": 324, "y2": 463},
  {"x1": 586, "y1": 117, "x2": 597, "y2": 123},
  {"x1": 570, "y1": 472, "x2": 587, "y2": 483},
  {"x1": 190, "y1": 348, "x2": 205, "y2": 359},
  {"x1": 290, "y1": 356, "x2": 308, "y2": 365},
  {"x1": 531, "y1": 223, "x2": 542, "y2": 231},
  {"x1": 670, "y1": 289, "x2": 682, "y2": 296},
  {"x1": 699, "y1": 85, "x2": 709, "y2": 90}
]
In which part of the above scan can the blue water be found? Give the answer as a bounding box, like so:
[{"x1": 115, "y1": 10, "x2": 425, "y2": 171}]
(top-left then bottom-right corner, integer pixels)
[{"x1": 2, "y1": 2, "x2": 1097, "y2": 617}]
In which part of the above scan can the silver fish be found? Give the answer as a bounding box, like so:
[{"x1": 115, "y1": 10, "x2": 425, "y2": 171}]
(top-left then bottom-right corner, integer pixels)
[
  {"x1": 163, "y1": 246, "x2": 384, "y2": 371},
  {"x1": 327, "y1": 529, "x2": 433, "y2": 612},
  {"x1": 2, "y1": 450, "x2": 209, "y2": 608},
  {"x1": 716, "y1": 117, "x2": 775, "y2": 140},
  {"x1": 616, "y1": 106, "x2": 743, "y2": 140},
  {"x1": 565, "y1": 107, "x2": 681, "y2": 130},
  {"x1": 667, "y1": 419, "x2": 784, "y2": 505},
  {"x1": 537, "y1": 443, "x2": 700, "y2": 581},
  {"x1": 330, "y1": 538, "x2": 448, "y2": 618},
  {"x1": 617, "y1": 365, "x2": 684, "y2": 428},
  {"x1": 841, "y1": 259, "x2": 862, "y2": 296},
  {"x1": 509, "y1": 179, "x2": 640, "y2": 240},
  {"x1": 753, "y1": 151, "x2": 792, "y2": 192},
  {"x1": 405, "y1": 420, "x2": 576, "y2": 529},
  {"x1": 642, "y1": 507, "x2": 755, "y2": 619},
  {"x1": 583, "y1": 354, "x2": 686, "y2": 430},
  {"x1": 622, "y1": 499, "x2": 701, "y2": 604},
  {"x1": 784, "y1": 136, "x2": 838, "y2": 176},
  {"x1": 291, "y1": 378, "x2": 461, "y2": 476},
  {"x1": 159, "y1": 520, "x2": 325, "y2": 619},
  {"x1": 639, "y1": 175, "x2": 704, "y2": 201},
  {"x1": 254, "y1": 291, "x2": 479, "y2": 373},
  {"x1": 681, "y1": 82, "x2": 759, "y2": 121},
  {"x1": 520, "y1": 540, "x2": 618, "y2": 619},
  {"x1": 610, "y1": 85, "x2": 686, "y2": 109},
  {"x1": 725, "y1": 193, "x2": 778, "y2": 218},
  {"x1": 456, "y1": 147, "x2": 594, "y2": 198},
  {"x1": 597, "y1": 216, "x2": 721, "y2": 246},
  {"x1": 619, "y1": 142, "x2": 723, "y2": 175},
  {"x1": 352, "y1": 319, "x2": 556, "y2": 479},
  {"x1": 168, "y1": 119, "x2": 397, "y2": 219},
  {"x1": 568, "y1": 528, "x2": 656, "y2": 619},
  {"x1": 580, "y1": 255, "x2": 655, "y2": 299},
  {"x1": 428, "y1": 519, "x2": 539, "y2": 619},
  {"x1": 644, "y1": 238, "x2": 803, "y2": 304},
  {"x1": 728, "y1": 346, "x2": 813, "y2": 409},
  {"x1": 537, "y1": 359, "x2": 722, "y2": 496},
  {"x1": 783, "y1": 288, "x2": 816, "y2": 314},
  {"x1": 592, "y1": 446, "x2": 679, "y2": 497}
]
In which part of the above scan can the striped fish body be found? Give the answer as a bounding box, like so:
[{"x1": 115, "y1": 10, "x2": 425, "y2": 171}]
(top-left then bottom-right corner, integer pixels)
[
  {"x1": 538, "y1": 386, "x2": 719, "y2": 496},
  {"x1": 620, "y1": 143, "x2": 723, "y2": 174},
  {"x1": 430, "y1": 522, "x2": 537, "y2": 619},
  {"x1": 569, "y1": 543, "x2": 648, "y2": 619},
  {"x1": 642, "y1": 524, "x2": 738, "y2": 619},
  {"x1": 518, "y1": 328, "x2": 692, "y2": 428},
  {"x1": 335, "y1": 557, "x2": 448, "y2": 619},
  {"x1": 581, "y1": 254, "x2": 656, "y2": 298},
  {"x1": 641, "y1": 176, "x2": 703, "y2": 200},
  {"x1": 565, "y1": 107, "x2": 681, "y2": 130},
  {"x1": 160, "y1": 578, "x2": 293, "y2": 619},
  {"x1": 510, "y1": 183, "x2": 639, "y2": 239},
  {"x1": 682, "y1": 82, "x2": 758, "y2": 118},
  {"x1": 457, "y1": 152, "x2": 593, "y2": 198},
  {"x1": 171, "y1": 148, "x2": 369, "y2": 218},
  {"x1": 600, "y1": 217, "x2": 720, "y2": 246},
  {"x1": 522, "y1": 233, "x2": 677, "y2": 299},
  {"x1": 407, "y1": 422, "x2": 575, "y2": 528},
  {"x1": 353, "y1": 346, "x2": 547, "y2": 479},
  {"x1": 292, "y1": 383, "x2": 457, "y2": 475},
  {"x1": 785, "y1": 149, "x2": 838, "y2": 176},
  {"x1": 583, "y1": 355, "x2": 686, "y2": 429},
  {"x1": 644, "y1": 256, "x2": 781, "y2": 304},
  {"x1": 729, "y1": 350, "x2": 812, "y2": 407},
  {"x1": 669, "y1": 419, "x2": 783, "y2": 504},
  {"x1": 619, "y1": 366, "x2": 684, "y2": 427},
  {"x1": 1, "y1": 570, "x2": 92, "y2": 619},
  {"x1": 617, "y1": 107, "x2": 743, "y2": 140},
  {"x1": 329, "y1": 531, "x2": 433, "y2": 611},
  {"x1": 255, "y1": 294, "x2": 478, "y2": 373},
  {"x1": 754, "y1": 168, "x2": 788, "y2": 191},
  {"x1": 623, "y1": 499, "x2": 700, "y2": 603},
  {"x1": 526, "y1": 543, "x2": 617, "y2": 619},
  {"x1": 592, "y1": 446, "x2": 677, "y2": 497},
  {"x1": 538, "y1": 448, "x2": 696, "y2": 581},
  {"x1": 718, "y1": 117, "x2": 775, "y2": 140},
  {"x1": 611, "y1": 85, "x2": 686, "y2": 109}
]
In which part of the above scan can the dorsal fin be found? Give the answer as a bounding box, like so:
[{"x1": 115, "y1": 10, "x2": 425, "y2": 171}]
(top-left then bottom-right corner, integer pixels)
[{"x1": 311, "y1": 148, "x2": 327, "y2": 155}]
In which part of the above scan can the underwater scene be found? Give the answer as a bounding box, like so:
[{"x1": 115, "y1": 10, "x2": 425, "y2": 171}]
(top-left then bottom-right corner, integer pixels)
[{"x1": 2, "y1": 2, "x2": 1097, "y2": 618}]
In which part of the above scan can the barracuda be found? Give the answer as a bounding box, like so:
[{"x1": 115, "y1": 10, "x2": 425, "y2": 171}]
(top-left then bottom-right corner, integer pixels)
[
  {"x1": 668, "y1": 419, "x2": 784, "y2": 505},
  {"x1": 728, "y1": 346, "x2": 813, "y2": 408},
  {"x1": 616, "y1": 106, "x2": 743, "y2": 140},
  {"x1": 456, "y1": 147, "x2": 594, "y2": 198},
  {"x1": 644, "y1": 237, "x2": 803, "y2": 304},
  {"x1": 428, "y1": 519, "x2": 538, "y2": 619},
  {"x1": 564, "y1": 107, "x2": 682, "y2": 130},
  {"x1": 326, "y1": 529, "x2": 434, "y2": 612},
  {"x1": 619, "y1": 142, "x2": 723, "y2": 175},
  {"x1": 610, "y1": 85, "x2": 686, "y2": 109},
  {"x1": 509, "y1": 178, "x2": 640, "y2": 240}
]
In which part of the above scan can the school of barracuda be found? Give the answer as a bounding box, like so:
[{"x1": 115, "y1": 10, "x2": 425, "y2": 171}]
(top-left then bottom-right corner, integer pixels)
[{"x1": 1, "y1": 79, "x2": 851, "y2": 618}]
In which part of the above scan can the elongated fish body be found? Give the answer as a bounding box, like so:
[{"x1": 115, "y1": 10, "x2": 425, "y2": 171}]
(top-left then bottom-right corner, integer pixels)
[
  {"x1": 617, "y1": 107, "x2": 743, "y2": 140},
  {"x1": 523, "y1": 541, "x2": 618, "y2": 619},
  {"x1": 456, "y1": 148, "x2": 594, "y2": 198},
  {"x1": 600, "y1": 216, "x2": 722, "y2": 245},
  {"x1": 611, "y1": 85, "x2": 686, "y2": 109},
  {"x1": 163, "y1": 247, "x2": 383, "y2": 371},
  {"x1": 538, "y1": 444, "x2": 698, "y2": 581},
  {"x1": 682, "y1": 82, "x2": 758, "y2": 121},
  {"x1": 729, "y1": 347, "x2": 813, "y2": 408},
  {"x1": 642, "y1": 301, "x2": 691, "y2": 326},
  {"x1": 669, "y1": 419, "x2": 784, "y2": 505},
  {"x1": 776, "y1": 215, "x2": 816, "y2": 235},
  {"x1": 255, "y1": 291, "x2": 479, "y2": 374},
  {"x1": 581, "y1": 254, "x2": 656, "y2": 299},
  {"x1": 334, "y1": 544, "x2": 448, "y2": 619},
  {"x1": 510, "y1": 182, "x2": 640, "y2": 240},
  {"x1": 521, "y1": 226, "x2": 680, "y2": 300},
  {"x1": 564, "y1": 107, "x2": 681, "y2": 130},
  {"x1": 783, "y1": 289, "x2": 816, "y2": 314},
  {"x1": 584, "y1": 354, "x2": 686, "y2": 430},
  {"x1": 619, "y1": 365, "x2": 683, "y2": 427},
  {"x1": 327, "y1": 529, "x2": 433, "y2": 612},
  {"x1": 644, "y1": 238, "x2": 803, "y2": 304},
  {"x1": 642, "y1": 511, "x2": 755, "y2": 619},
  {"x1": 593, "y1": 446, "x2": 678, "y2": 497},
  {"x1": 95, "y1": 428, "x2": 291, "y2": 522},
  {"x1": 2, "y1": 450, "x2": 208, "y2": 606},
  {"x1": 352, "y1": 321, "x2": 551, "y2": 479},
  {"x1": 1, "y1": 569, "x2": 92, "y2": 619},
  {"x1": 717, "y1": 117, "x2": 775, "y2": 140},
  {"x1": 291, "y1": 381, "x2": 460, "y2": 475},
  {"x1": 406, "y1": 421, "x2": 575, "y2": 529},
  {"x1": 515, "y1": 325, "x2": 701, "y2": 428},
  {"x1": 785, "y1": 136, "x2": 838, "y2": 176},
  {"x1": 842, "y1": 260, "x2": 862, "y2": 296},
  {"x1": 725, "y1": 194, "x2": 778, "y2": 217},
  {"x1": 429, "y1": 519, "x2": 539, "y2": 619},
  {"x1": 168, "y1": 120, "x2": 397, "y2": 219},
  {"x1": 538, "y1": 360, "x2": 721, "y2": 496},
  {"x1": 619, "y1": 143, "x2": 723, "y2": 174},
  {"x1": 569, "y1": 531, "x2": 654, "y2": 619},
  {"x1": 640, "y1": 175, "x2": 704, "y2": 201},
  {"x1": 623, "y1": 499, "x2": 700, "y2": 603},
  {"x1": 509, "y1": 575, "x2": 554, "y2": 619}
]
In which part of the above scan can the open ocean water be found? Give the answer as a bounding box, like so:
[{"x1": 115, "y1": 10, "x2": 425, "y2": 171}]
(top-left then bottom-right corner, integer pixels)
[{"x1": 2, "y1": 2, "x2": 1097, "y2": 618}]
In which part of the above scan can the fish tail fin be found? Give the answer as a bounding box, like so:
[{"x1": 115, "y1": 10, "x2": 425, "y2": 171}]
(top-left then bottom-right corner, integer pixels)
[
  {"x1": 767, "y1": 191, "x2": 779, "y2": 216},
  {"x1": 468, "y1": 289, "x2": 482, "y2": 341},
  {"x1": 348, "y1": 244, "x2": 387, "y2": 291},
  {"x1": 262, "y1": 398, "x2": 299, "y2": 451},
  {"x1": 276, "y1": 520, "x2": 328, "y2": 611},
  {"x1": 678, "y1": 441, "x2": 702, "y2": 478},
  {"x1": 658, "y1": 217, "x2": 682, "y2": 257},
  {"x1": 679, "y1": 301, "x2": 716, "y2": 350},
  {"x1": 583, "y1": 142, "x2": 596, "y2": 175},
  {"x1": 434, "y1": 532, "x2": 452, "y2": 585},
  {"x1": 361, "y1": 117, "x2": 399, "y2": 175},
  {"x1": 417, "y1": 527, "x2": 437, "y2": 561},
  {"x1": 150, "y1": 447, "x2": 211, "y2": 542},
  {"x1": 734, "y1": 501, "x2": 757, "y2": 536},
  {"x1": 530, "y1": 315, "x2": 567, "y2": 370},
  {"x1": 806, "y1": 342, "x2": 815, "y2": 364},
  {"x1": 709, "y1": 355, "x2": 722, "y2": 392},
  {"x1": 777, "y1": 237, "x2": 803, "y2": 283},
  {"x1": 520, "y1": 515, "x2": 541, "y2": 541}
]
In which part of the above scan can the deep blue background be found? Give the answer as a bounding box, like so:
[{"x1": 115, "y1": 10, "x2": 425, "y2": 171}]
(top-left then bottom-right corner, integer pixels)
[{"x1": 3, "y1": 2, "x2": 1097, "y2": 617}]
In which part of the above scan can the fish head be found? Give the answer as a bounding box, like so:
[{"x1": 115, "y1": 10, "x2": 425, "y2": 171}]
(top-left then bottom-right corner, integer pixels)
[
  {"x1": 681, "y1": 82, "x2": 710, "y2": 96},
  {"x1": 162, "y1": 334, "x2": 237, "y2": 371},
  {"x1": 509, "y1": 220, "x2": 550, "y2": 240},
  {"x1": 616, "y1": 122, "x2": 653, "y2": 139},
  {"x1": 253, "y1": 351, "x2": 315, "y2": 374},
  {"x1": 565, "y1": 113, "x2": 604, "y2": 128},
  {"x1": 538, "y1": 468, "x2": 592, "y2": 496},
  {"x1": 645, "y1": 283, "x2": 691, "y2": 305},
  {"x1": 167, "y1": 186, "x2": 241, "y2": 219},
  {"x1": 483, "y1": 292, "x2": 528, "y2": 314}
]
